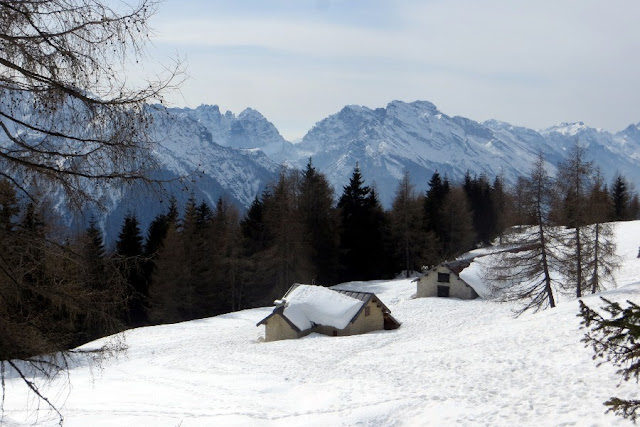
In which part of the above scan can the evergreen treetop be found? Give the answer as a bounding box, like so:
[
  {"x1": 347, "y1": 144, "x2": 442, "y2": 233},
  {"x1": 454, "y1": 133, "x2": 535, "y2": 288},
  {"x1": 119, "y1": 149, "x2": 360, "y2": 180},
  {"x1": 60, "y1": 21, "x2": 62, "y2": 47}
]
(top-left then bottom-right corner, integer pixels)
[
  {"x1": 116, "y1": 213, "x2": 143, "y2": 258},
  {"x1": 338, "y1": 164, "x2": 371, "y2": 210},
  {"x1": 85, "y1": 217, "x2": 105, "y2": 260},
  {"x1": 579, "y1": 298, "x2": 640, "y2": 422}
]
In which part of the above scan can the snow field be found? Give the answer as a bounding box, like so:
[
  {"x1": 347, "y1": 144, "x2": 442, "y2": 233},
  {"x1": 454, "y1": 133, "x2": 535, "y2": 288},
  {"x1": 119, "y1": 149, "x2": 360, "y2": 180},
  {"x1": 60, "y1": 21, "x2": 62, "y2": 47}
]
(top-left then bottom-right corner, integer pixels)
[{"x1": 4, "y1": 222, "x2": 640, "y2": 426}]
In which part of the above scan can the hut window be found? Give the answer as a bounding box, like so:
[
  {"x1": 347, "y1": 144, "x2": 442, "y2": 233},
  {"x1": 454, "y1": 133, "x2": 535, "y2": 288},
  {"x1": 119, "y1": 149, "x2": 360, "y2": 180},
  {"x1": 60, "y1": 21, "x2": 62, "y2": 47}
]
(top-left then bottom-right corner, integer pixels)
[
  {"x1": 365, "y1": 306, "x2": 371, "y2": 317},
  {"x1": 333, "y1": 330, "x2": 338, "y2": 336},
  {"x1": 437, "y1": 272, "x2": 450, "y2": 283},
  {"x1": 437, "y1": 285, "x2": 450, "y2": 297}
]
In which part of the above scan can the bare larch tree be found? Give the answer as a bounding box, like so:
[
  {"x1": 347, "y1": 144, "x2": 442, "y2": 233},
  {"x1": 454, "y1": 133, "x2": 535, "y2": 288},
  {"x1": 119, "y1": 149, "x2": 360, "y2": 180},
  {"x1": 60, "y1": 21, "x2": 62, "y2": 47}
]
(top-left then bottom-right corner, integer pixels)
[
  {"x1": 0, "y1": 1, "x2": 180, "y2": 424},
  {"x1": 0, "y1": 0, "x2": 180, "y2": 208},
  {"x1": 486, "y1": 154, "x2": 562, "y2": 315},
  {"x1": 556, "y1": 143, "x2": 593, "y2": 298},
  {"x1": 583, "y1": 169, "x2": 619, "y2": 294}
]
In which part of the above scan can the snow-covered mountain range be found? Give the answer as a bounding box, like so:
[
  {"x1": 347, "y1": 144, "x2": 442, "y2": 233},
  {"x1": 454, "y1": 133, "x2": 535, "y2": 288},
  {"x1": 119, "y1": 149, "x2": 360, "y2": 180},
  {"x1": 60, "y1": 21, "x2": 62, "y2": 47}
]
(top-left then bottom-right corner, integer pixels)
[
  {"x1": 288, "y1": 100, "x2": 640, "y2": 206},
  {"x1": 27, "y1": 99, "x2": 640, "y2": 241},
  {"x1": 160, "y1": 99, "x2": 640, "y2": 210}
]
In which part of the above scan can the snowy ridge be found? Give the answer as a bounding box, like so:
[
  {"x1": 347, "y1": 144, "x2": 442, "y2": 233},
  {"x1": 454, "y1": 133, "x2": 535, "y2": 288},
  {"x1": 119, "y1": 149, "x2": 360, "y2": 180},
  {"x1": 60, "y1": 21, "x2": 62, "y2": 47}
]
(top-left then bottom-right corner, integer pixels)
[
  {"x1": 543, "y1": 121, "x2": 590, "y2": 136},
  {"x1": 166, "y1": 104, "x2": 295, "y2": 162},
  {"x1": 150, "y1": 106, "x2": 279, "y2": 206},
  {"x1": 284, "y1": 100, "x2": 640, "y2": 206}
]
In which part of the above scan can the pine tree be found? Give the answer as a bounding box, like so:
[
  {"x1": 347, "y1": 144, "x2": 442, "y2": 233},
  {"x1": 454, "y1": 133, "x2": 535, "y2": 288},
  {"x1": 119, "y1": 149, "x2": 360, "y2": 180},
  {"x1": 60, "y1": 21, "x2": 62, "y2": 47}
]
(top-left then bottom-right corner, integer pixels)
[
  {"x1": 629, "y1": 194, "x2": 640, "y2": 220},
  {"x1": 510, "y1": 176, "x2": 537, "y2": 227},
  {"x1": 611, "y1": 174, "x2": 630, "y2": 221},
  {"x1": 239, "y1": 195, "x2": 274, "y2": 307},
  {"x1": 117, "y1": 214, "x2": 144, "y2": 257},
  {"x1": 85, "y1": 218, "x2": 106, "y2": 260},
  {"x1": 298, "y1": 159, "x2": 340, "y2": 285},
  {"x1": 115, "y1": 212, "x2": 147, "y2": 326},
  {"x1": 150, "y1": 196, "x2": 218, "y2": 323},
  {"x1": 390, "y1": 170, "x2": 426, "y2": 276},
  {"x1": 241, "y1": 196, "x2": 270, "y2": 256},
  {"x1": 181, "y1": 195, "x2": 198, "y2": 235},
  {"x1": 81, "y1": 217, "x2": 107, "y2": 291},
  {"x1": 0, "y1": 179, "x2": 19, "y2": 230},
  {"x1": 337, "y1": 164, "x2": 369, "y2": 282},
  {"x1": 196, "y1": 200, "x2": 214, "y2": 225},
  {"x1": 365, "y1": 187, "x2": 394, "y2": 279},
  {"x1": 439, "y1": 187, "x2": 475, "y2": 258},
  {"x1": 147, "y1": 222, "x2": 187, "y2": 324},
  {"x1": 422, "y1": 171, "x2": 450, "y2": 265},
  {"x1": 77, "y1": 218, "x2": 126, "y2": 342},
  {"x1": 579, "y1": 298, "x2": 640, "y2": 422},
  {"x1": 143, "y1": 198, "x2": 179, "y2": 320},
  {"x1": 339, "y1": 164, "x2": 370, "y2": 211},
  {"x1": 18, "y1": 202, "x2": 47, "y2": 288},
  {"x1": 463, "y1": 174, "x2": 496, "y2": 246},
  {"x1": 424, "y1": 171, "x2": 450, "y2": 237},
  {"x1": 186, "y1": 198, "x2": 217, "y2": 319},
  {"x1": 145, "y1": 196, "x2": 179, "y2": 258},
  {"x1": 262, "y1": 169, "x2": 312, "y2": 296},
  {"x1": 337, "y1": 165, "x2": 389, "y2": 281},
  {"x1": 209, "y1": 197, "x2": 244, "y2": 312}
]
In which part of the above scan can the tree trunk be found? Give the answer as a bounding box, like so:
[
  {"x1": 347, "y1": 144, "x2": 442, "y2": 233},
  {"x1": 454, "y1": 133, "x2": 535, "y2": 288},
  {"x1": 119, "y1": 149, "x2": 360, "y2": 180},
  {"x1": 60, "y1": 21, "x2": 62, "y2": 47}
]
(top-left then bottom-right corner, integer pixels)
[
  {"x1": 576, "y1": 226, "x2": 583, "y2": 298},
  {"x1": 591, "y1": 223, "x2": 600, "y2": 294},
  {"x1": 537, "y1": 210, "x2": 556, "y2": 308}
]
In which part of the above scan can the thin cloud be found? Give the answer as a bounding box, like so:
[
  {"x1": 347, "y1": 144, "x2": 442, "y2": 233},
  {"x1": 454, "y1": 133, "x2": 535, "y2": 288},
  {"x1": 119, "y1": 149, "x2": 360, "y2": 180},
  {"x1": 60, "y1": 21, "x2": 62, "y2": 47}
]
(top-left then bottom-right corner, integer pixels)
[{"x1": 150, "y1": 0, "x2": 640, "y2": 139}]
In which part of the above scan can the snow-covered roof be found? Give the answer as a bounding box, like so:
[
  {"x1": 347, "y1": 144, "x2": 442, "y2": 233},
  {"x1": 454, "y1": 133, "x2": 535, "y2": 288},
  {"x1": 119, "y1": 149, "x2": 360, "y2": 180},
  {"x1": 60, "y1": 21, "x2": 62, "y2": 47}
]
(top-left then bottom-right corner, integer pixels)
[
  {"x1": 443, "y1": 259, "x2": 473, "y2": 275},
  {"x1": 278, "y1": 284, "x2": 365, "y2": 331}
]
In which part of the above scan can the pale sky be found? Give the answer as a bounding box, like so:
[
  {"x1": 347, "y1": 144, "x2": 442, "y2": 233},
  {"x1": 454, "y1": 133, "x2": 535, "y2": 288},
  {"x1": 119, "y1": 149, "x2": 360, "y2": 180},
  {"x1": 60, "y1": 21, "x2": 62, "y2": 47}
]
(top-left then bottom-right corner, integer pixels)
[{"x1": 146, "y1": 0, "x2": 640, "y2": 141}]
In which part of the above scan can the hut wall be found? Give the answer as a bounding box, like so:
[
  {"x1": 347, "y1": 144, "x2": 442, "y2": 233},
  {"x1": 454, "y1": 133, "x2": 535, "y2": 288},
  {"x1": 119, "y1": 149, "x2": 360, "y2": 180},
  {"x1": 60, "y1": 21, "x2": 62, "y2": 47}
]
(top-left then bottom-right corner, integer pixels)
[
  {"x1": 264, "y1": 314, "x2": 300, "y2": 342},
  {"x1": 417, "y1": 266, "x2": 478, "y2": 300}
]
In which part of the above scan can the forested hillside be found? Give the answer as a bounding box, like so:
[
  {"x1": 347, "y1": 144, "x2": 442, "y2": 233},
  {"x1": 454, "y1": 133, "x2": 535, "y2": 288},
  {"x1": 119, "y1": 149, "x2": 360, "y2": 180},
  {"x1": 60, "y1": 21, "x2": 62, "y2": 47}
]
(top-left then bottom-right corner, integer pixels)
[{"x1": 3, "y1": 146, "x2": 637, "y2": 347}]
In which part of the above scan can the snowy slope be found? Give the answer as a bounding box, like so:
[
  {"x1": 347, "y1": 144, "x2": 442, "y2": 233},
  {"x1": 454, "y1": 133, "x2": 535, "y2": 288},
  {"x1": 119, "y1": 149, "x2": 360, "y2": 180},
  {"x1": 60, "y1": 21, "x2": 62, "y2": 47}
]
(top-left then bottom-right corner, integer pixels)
[
  {"x1": 4, "y1": 221, "x2": 640, "y2": 426},
  {"x1": 149, "y1": 105, "x2": 279, "y2": 206}
]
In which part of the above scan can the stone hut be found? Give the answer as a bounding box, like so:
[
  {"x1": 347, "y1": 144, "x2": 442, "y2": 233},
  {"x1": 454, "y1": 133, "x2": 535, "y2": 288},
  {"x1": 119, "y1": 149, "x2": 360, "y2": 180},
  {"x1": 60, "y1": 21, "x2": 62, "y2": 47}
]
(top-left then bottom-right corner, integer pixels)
[
  {"x1": 256, "y1": 284, "x2": 401, "y2": 342},
  {"x1": 417, "y1": 260, "x2": 478, "y2": 299}
]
